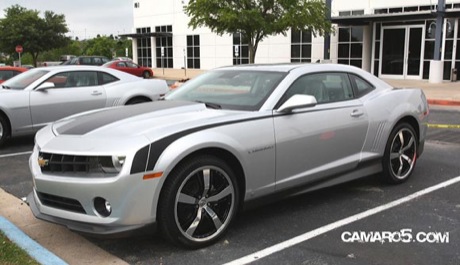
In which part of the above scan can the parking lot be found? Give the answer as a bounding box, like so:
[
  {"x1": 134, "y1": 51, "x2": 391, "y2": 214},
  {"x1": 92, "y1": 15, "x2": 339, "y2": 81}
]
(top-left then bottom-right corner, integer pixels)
[{"x1": 0, "y1": 107, "x2": 459, "y2": 265}]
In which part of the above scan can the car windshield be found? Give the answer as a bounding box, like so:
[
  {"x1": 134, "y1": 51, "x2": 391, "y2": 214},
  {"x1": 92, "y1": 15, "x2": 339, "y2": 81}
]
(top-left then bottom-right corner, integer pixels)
[
  {"x1": 2, "y1": 69, "x2": 49, "y2": 90},
  {"x1": 165, "y1": 70, "x2": 286, "y2": 111}
]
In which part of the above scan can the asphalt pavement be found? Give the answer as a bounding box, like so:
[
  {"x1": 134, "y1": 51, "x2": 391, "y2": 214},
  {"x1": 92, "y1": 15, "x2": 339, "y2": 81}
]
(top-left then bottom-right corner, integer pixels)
[{"x1": 0, "y1": 75, "x2": 459, "y2": 265}]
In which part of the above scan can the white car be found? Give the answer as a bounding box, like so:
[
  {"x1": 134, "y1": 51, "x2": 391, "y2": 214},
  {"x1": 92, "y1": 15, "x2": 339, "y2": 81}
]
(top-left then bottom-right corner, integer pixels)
[
  {"x1": 28, "y1": 64, "x2": 428, "y2": 248},
  {"x1": 0, "y1": 66, "x2": 169, "y2": 146}
]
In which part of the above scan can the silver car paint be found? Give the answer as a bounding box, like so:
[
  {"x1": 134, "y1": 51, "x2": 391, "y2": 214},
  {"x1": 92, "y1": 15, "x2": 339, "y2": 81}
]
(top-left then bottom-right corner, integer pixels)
[
  {"x1": 28, "y1": 64, "x2": 428, "y2": 234},
  {"x1": 0, "y1": 66, "x2": 169, "y2": 137}
]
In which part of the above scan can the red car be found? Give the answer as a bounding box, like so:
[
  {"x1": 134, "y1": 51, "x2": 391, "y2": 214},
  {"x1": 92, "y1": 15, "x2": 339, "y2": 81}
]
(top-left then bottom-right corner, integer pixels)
[
  {"x1": 0, "y1": 66, "x2": 28, "y2": 84},
  {"x1": 102, "y1": 60, "x2": 153, "y2": 78}
]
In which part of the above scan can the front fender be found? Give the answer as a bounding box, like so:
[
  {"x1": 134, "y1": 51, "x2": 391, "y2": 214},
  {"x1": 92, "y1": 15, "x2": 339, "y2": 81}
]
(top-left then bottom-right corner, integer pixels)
[{"x1": 147, "y1": 119, "x2": 277, "y2": 215}]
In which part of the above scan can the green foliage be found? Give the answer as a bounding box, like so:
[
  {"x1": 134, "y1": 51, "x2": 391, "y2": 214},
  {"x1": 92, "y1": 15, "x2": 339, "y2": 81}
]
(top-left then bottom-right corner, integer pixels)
[
  {"x1": 83, "y1": 36, "x2": 117, "y2": 58},
  {"x1": 185, "y1": 0, "x2": 333, "y2": 63},
  {"x1": 0, "y1": 231, "x2": 40, "y2": 265},
  {"x1": 0, "y1": 5, "x2": 70, "y2": 66}
]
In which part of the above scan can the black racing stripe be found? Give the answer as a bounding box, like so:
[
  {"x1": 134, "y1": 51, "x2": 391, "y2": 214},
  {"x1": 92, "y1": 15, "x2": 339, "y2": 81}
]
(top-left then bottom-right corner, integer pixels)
[
  {"x1": 145, "y1": 114, "x2": 273, "y2": 171},
  {"x1": 130, "y1": 145, "x2": 150, "y2": 174},
  {"x1": 56, "y1": 101, "x2": 196, "y2": 135}
]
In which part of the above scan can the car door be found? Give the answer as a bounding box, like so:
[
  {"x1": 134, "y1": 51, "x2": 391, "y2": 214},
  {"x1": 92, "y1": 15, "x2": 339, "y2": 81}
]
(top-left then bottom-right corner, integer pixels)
[
  {"x1": 29, "y1": 71, "x2": 107, "y2": 129},
  {"x1": 273, "y1": 72, "x2": 369, "y2": 190},
  {"x1": 126, "y1": 61, "x2": 142, "y2": 76}
]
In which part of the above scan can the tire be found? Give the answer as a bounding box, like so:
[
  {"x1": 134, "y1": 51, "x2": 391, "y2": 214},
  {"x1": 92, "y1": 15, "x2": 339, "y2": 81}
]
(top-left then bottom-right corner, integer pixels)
[
  {"x1": 0, "y1": 115, "x2": 10, "y2": 147},
  {"x1": 158, "y1": 155, "x2": 239, "y2": 248},
  {"x1": 142, "y1": 71, "x2": 151, "y2": 78},
  {"x1": 382, "y1": 122, "x2": 418, "y2": 184},
  {"x1": 125, "y1": 97, "x2": 150, "y2": 105}
]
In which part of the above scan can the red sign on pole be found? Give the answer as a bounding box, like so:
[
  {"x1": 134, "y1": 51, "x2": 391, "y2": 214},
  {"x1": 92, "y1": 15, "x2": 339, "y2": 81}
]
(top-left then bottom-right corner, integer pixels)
[{"x1": 15, "y1": 45, "x2": 23, "y2": 53}]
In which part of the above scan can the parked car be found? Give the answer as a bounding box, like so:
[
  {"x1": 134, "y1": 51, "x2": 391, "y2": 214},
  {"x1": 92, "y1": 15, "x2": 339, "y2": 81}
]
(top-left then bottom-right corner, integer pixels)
[
  {"x1": 0, "y1": 66, "x2": 28, "y2": 84},
  {"x1": 103, "y1": 60, "x2": 153, "y2": 78},
  {"x1": 0, "y1": 66, "x2": 169, "y2": 146},
  {"x1": 68, "y1": 56, "x2": 110, "y2": 66},
  {"x1": 41, "y1": 61, "x2": 62, "y2": 67},
  {"x1": 59, "y1": 55, "x2": 76, "y2": 62},
  {"x1": 112, "y1": 57, "x2": 133, "y2": 61},
  {"x1": 27, "y1": 64, "x2": 428, "y2": 248},
  {"x1": 21, "y1": 65, "x2": 35, "y2": 69}
]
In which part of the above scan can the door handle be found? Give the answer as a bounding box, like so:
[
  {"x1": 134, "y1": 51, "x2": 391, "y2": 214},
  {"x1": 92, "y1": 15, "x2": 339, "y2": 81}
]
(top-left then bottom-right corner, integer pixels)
[
  {"x1": 91, "y1": 91, "x2": 102, "y2": 96},
  {"x1": 350, "y1": 109, "x2": 364, "y2": 118}
]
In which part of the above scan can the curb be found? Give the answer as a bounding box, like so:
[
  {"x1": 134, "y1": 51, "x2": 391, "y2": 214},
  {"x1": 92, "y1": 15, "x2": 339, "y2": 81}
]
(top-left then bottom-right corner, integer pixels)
[
  {"x1": 427, "y1": 99, "x2": 460, "y2": 106},
  {"x1": 0, "y1": 216, "x2": 68, "y2": 265}
]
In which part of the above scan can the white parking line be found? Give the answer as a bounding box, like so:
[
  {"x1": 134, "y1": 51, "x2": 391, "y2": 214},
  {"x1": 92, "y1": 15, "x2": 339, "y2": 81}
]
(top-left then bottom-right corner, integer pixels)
[
  {"x1": 0, "y1": 151, "x2": 32, "y2": 159},
  {"x1": 223, "y1": 175, "x2": 460, "y2": 265}
]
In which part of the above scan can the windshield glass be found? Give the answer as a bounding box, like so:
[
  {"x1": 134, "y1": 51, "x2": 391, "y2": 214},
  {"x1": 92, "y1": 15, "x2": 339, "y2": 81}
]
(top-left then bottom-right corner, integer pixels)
[
  {"x1": 2, "y1": 69, "x2": 49, "y2": 90},
  {"x1": 165, "y1": 70, "x2": 286, "y2": 111}
]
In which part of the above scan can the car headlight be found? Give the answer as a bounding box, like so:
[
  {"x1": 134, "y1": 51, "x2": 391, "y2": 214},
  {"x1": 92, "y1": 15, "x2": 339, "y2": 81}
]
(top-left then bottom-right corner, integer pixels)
[{"x1": 99, "y1": 156, "x2": 126, "y2": 174}]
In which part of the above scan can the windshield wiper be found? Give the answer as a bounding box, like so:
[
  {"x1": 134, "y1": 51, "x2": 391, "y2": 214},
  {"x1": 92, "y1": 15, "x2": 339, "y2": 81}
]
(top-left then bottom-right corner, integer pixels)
[{"x1": 195, "y1": 100, "x2": 222, "y2": 109}]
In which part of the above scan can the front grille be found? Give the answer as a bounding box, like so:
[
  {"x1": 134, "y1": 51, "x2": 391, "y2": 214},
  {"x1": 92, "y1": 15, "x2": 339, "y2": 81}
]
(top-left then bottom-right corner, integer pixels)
[
  {"x1": 37, "y1": 192, "x2": 86, "y2": 214},
  {"x1": 38, "y1": 152, "x2": 111, "y2": 174}
]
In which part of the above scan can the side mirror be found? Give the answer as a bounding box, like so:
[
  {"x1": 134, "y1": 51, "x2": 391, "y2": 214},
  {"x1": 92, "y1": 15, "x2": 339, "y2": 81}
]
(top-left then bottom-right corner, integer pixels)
[
  {"x1": 36, "y1": 82, "x2": 55, "y2": 91},
  {"x1": 277, "y1": 94, "x2": 317, "y2": 113}
]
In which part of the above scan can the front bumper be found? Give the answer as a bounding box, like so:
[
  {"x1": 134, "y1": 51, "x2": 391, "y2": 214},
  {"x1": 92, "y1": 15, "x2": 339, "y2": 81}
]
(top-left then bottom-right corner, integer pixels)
[
  {"x1": 28, "y1": 142, "x2": 162, "y2": 235},
  {"x1": 27, "y1": 191, "x2": 150, "y2": 235}
]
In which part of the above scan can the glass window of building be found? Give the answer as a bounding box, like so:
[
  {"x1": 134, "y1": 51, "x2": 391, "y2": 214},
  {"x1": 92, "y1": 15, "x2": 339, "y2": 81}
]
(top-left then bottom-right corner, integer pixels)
[
  {"x1": 136, "y1": 27, "x2": 152, "y2": 67},
  {"x1": 233, "y1": 33, "x2": 249, "y2": 65},
  {"x1": 187, "y1": 35, "x2": 200, "y2": 69},
  {"x1": 338, "y1": 26, "x2": 363, "y2": 68},
  {"x1": 291, "y1": 29, "x2": 312, "y2": 63},
  {"x1": 155, "y1": 25, "x2": 173, "y2": 68}
]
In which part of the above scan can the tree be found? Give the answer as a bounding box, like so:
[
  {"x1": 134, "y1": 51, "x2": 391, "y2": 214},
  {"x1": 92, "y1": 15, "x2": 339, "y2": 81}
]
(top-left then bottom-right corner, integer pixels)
[
  {"x1": 185, "y1": 0, "x2": 333, "y2": 63},
  {"x1": 82, "y1": 36, "x2": 132, "y2": 59},
  {"x1": 0, "y1": 5, "x2": 70, "y2": 66}
]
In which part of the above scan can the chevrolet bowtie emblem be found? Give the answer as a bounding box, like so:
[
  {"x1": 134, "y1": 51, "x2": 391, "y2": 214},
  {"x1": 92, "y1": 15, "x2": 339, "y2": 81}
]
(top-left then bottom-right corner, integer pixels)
[{"x1": 38, "y1": 156, "x2": 49, "y2": 168}]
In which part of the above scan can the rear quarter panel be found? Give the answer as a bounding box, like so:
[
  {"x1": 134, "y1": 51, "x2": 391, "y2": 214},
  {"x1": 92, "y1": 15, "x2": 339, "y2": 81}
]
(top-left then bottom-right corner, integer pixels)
[
  {"x1": 104, "y1": 79, "x2": 169, "y2": 106},
  {"x1": 360, "y1": 87, "x2": 428, "y2": 159}
]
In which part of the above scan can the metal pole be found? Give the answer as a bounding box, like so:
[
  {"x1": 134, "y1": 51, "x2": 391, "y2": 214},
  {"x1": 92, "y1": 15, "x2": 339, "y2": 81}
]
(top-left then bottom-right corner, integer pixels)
[
  {"x1": 183, "y1": 48, "x2": 187, "y2": 77},
  {"x1": 324, "y1": 0, "x2": 332, "y2": 60},
  {"x1": 433, "y1": 0, "x2": 445, "y2": 61}
]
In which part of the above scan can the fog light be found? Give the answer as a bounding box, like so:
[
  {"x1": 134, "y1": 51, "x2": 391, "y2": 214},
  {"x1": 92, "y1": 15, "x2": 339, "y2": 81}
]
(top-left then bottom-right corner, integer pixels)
[{"x1": 94, "y1": 197, "x2": 112, "y2": 217}]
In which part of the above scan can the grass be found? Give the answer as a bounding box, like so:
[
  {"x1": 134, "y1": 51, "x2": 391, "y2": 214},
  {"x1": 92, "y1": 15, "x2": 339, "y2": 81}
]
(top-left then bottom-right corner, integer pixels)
[{"x1": 0, "y1": 231, "x2": 40, "y2": 265}]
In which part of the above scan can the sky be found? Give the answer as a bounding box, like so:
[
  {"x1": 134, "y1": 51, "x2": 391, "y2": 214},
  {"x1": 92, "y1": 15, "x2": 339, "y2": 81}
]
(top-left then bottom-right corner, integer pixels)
[{"x1": 0, "y1": 0, "x2": 134, "y2": 40}]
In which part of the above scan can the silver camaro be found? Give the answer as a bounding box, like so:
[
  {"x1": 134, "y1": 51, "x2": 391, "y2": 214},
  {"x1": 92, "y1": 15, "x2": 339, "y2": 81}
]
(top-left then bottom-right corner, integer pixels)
[
  {"x1": 0, "y1": 66, "x2": 169, "y2": 146},
  {"x1": 27, "y1": 64, "x2": 428, "y2": 248}
]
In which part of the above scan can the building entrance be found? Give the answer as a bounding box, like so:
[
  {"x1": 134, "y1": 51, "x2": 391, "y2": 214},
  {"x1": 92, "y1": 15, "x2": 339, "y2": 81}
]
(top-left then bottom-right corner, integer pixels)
[{"x1": 380, "y1": 26, "x2": 424, "y2": 79}]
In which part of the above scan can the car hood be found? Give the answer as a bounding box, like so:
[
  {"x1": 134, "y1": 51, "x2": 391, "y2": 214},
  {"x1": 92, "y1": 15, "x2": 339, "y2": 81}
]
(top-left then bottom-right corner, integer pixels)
[{"x1": 52, "y1": 100, "x2": 251, "y2": 141}]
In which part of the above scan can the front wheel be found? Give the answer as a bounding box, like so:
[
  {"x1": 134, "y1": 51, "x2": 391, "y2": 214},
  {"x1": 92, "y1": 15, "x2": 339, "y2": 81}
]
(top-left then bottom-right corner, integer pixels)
[
  {"x1": 0, "y1": 115, "x2": 10, "y2": 147},
  {"x1": 158, "y1": 155, "x2": 239, "y2": 248},
  {"x1": 382, "y1": 123, "x2": 418, "y2": 184}
]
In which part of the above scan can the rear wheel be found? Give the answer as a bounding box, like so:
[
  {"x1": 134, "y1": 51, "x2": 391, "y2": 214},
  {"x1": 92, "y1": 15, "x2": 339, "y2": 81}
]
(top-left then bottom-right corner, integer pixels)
[
  {"x1": 382, "y1": 122, "x2": 417, "y2": 184},
  {"x1": 143, "y1": 71, "x2": 151, "y2": 78},
  {"x1": 158, "y1": 155, "x2": 239, "y2": 248},
  {"x1": 125, "y1": 97, "x2": 150, "y2": 105},
  {"x1": 0, "y1": 115, "x2": 10, "y2": 147}
]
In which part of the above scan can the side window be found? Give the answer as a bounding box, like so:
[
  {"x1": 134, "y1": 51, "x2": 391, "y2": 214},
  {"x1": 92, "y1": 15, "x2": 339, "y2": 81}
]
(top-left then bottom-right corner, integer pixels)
[
  {"x1": 280, "y1": 72, "x2": 354, "y2": 106},
  {"x1": 93, "y1": 57, "x2": 102, "y2": 65},
  {"x1": 127, "y1": 62, "x2": 138, "y2": 68},
  {"x1": 99, "y1": 72, "x2": 119, "y2": 85},
  {"x1": 52, "y1": 71, "x2": 98, "y2": 88},
  {"x1": 0, "y1": 71, "x2": 14, "y2": 81},
  {"x1": 81, "y1": 57, "x2": 92, "y2": 65},
  {"x1": 45, "y1": 74, "x2": 68, "y2": 88},
  {"x1": 116, "y1": 62, "x2": 126, "y2": 67},
  {"x1": 349, "y1": 74, "x2": 375, "y2": 97}
]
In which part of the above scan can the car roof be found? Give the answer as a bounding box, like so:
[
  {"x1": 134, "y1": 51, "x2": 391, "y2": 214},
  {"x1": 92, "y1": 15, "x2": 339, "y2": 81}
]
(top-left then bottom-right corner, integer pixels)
[{"x1": 214, "y1": 63, "x2": 364, "y2": 73}]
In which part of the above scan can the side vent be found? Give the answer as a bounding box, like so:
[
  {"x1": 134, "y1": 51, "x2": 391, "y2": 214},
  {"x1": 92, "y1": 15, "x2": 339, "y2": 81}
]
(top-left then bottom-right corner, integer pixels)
[{"x1": 371, "y1": 122, "x2": 387, "y2": 152}]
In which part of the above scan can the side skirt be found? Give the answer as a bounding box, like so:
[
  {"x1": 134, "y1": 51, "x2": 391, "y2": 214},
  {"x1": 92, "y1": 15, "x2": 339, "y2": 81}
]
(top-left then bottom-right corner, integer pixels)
[{"x1": 242, "y1": 158, "x2": 382, "y2": 210}]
